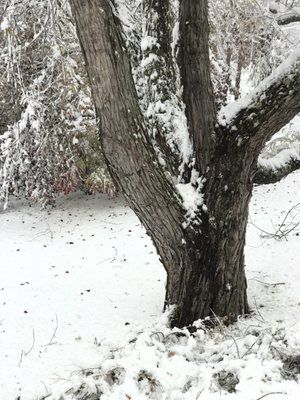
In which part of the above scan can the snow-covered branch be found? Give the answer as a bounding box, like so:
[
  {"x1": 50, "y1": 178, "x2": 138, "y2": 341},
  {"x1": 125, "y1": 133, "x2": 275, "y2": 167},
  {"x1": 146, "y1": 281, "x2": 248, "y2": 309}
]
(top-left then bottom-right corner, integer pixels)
[
  {"x1": 255, "y1": 125, "x2": 300, "y2": 184},
  {"x1": 277, "y1": 12, "x2": 300, "y2": 25},
  {"x1": 218, "y1": 47, "x2": 300, "y2": 150},
  {"x1": 254, "y1": 157, "x2": 300, "y2": 184}
]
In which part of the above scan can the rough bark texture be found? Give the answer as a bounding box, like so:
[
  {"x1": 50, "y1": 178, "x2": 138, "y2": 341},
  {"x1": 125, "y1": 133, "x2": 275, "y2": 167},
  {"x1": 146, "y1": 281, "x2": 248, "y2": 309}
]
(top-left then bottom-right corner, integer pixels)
[
  {"x1": 178, "y1": 0, "x2": 216, "y2": 175},
  {"x1": 141, "y1": 0, "x2": 182, "y2": 176},
  {"x1": 69, "y1": 0, "x2": 300, "y2": 327},
  {"x1": 144, "y1": 0, "x2": 174, "y2": 72},
  {"x1": 68, "y1": 0, "x2": 187, "y2": 277},
  {"x1": 219, "y1": 59, "x2": 300, "y2": 157}
]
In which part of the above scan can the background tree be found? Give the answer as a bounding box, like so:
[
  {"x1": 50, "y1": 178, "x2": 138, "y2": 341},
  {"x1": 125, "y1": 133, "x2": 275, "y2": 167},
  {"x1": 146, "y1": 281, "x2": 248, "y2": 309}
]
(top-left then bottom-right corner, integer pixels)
[
  {"x1": 209, "y1": 0, "x2": 288, "y2": 107},
  {"x1": 0, "y1": 0, "x2": 115, "y2": 208}
]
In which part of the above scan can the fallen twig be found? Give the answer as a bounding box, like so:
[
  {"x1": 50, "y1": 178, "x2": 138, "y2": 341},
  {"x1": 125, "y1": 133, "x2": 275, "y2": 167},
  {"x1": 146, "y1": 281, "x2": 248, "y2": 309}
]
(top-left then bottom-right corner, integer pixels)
[
  {"x1": 18, "y1": 329, "x2": 35, "y2": 366},
  {"x1": 24, "y1": 329, "x2": 35, "y2": 356},
  {"x1": 249, "y1": 202, "x2": 300, "y2": 241},
  {"x1": 250, "y1": 278, "x2": 285, "y2": 287},
  {"x1": 45, "y1": 313, "x2": 58, "y2": 346},
  {"x1": 255, "y1": 392, "x2": 286, "y2": 400}
]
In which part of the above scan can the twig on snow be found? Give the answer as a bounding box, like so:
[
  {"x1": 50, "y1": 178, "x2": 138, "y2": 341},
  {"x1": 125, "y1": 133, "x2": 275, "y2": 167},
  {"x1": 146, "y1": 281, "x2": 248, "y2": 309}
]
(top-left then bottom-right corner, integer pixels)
[
  {"x1": 196, "y1": 388, "x2": 205, "y2": 399},
  {"x1": 249, "y1": 202, "x2": 300, "y2": 241},
  {"x1": 24, "y1": 328, "x2": 35, "y2": 356},
  {"x1": 97, "y1": 246, "x2": 118, "y2": 265},
  {"x1": 18, "y1": 328, "x2": 35, "y2": 366},
  {"x1": 253, "y1": 297, "x2": 265, "y2": 323},
  {"x1": 210, "y1": 308, "x2": 241, "y2": 359},
  {"x1": 45, "y1": 313, "x2": 58, "y2": 346},
  {"x1": 18, "y1": 350, "x2": 24, "y2": 367},
  {"x1": 250, "y1": 278, "x2": 286, "y2": 287},
  {"x1": 40, "y1": 380, "x2": 50, "y2": 398},
  {"x1": 255, "y1": 392, "x2": 286, "y2": 400},
  {"x1": 242, "y1": 336, "x2": 260, "y2": 359}
]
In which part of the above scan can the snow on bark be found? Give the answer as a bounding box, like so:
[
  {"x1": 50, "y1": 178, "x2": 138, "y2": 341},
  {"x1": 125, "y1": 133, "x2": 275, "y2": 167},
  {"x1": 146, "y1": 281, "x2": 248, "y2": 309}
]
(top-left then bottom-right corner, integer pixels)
[
  {"x1": 218, "y1": 46, "x2": 300, "y2": 127},
  {"x1": 176, "y1": 171, "x2": 205, "y2": 228},
  {"x1": 255, "y1": 115, "x2": 300, "y2": 183},
  {"x1": 116, "y1": 0, "x2": 192, "y2": 177}
]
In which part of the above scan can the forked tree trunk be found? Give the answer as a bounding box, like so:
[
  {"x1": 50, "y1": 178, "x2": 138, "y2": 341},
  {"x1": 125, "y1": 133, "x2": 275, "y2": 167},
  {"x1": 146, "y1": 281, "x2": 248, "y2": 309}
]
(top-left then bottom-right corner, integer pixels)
[{"x1": 69, "y1": 0, "x2": 300, "y2": 327}]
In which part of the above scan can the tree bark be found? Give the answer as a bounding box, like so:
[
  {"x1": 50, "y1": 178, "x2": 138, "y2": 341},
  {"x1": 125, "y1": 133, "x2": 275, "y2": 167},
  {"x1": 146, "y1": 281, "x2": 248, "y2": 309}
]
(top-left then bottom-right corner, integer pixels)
[
  {"x1": 69, "y1": 0, "x2": 300, "y2": 328},
  {"x1": 140, "y1": 0, "x2": 184, "y2": 175},
  {"x1": 178, "y1": 0, "x2": 216, "y2": 175},
  {"x1": 218, "y1": 53, "x2": 300, "y2": 153},
  {"x1": 277, "y1": 13, "x2": 300, "y2": 25},
  {"x1": 254, "y1": 158, "x2": 300, "y2": 185}
]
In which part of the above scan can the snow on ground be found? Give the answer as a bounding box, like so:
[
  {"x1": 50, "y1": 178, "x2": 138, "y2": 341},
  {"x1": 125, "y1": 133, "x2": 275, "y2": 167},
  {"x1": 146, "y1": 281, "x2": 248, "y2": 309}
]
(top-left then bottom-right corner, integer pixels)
[
  {"x1": 0, "y1": 194, "x2": 165, "y2": 399},
  {"x1": 1, "y1": 170, "x2": 300, "y2": 399}
]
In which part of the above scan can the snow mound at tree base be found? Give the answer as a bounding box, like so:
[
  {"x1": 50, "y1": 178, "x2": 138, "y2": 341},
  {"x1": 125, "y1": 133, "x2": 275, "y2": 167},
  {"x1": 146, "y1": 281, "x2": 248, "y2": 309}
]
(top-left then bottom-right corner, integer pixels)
[{"x1": 45, "y1": 312, "x2": 300, "y2": 400}]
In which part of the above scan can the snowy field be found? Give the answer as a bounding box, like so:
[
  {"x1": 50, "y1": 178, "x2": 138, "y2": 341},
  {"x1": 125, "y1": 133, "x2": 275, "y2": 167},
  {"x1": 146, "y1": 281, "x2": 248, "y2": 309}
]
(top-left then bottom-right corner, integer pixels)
[{"x1": 1, "y1": 171, "x2": 300, "y2": 400}]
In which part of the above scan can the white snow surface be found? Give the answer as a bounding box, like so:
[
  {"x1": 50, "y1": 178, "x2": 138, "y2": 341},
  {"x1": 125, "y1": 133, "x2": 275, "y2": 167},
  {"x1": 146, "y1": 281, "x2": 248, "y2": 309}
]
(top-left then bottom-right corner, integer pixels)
[
  {"x1": 1, "y1": 171, "x2": 300, "y2": 399},
  {"x1": 0, "y1": 17, "x2": 9, "y2": 31}
]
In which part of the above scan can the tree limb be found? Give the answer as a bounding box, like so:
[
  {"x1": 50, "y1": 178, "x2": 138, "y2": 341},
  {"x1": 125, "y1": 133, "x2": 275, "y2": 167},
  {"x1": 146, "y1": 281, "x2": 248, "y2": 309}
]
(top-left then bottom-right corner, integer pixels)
[
  {"x1": 254, "y1": 157, "x2": 300, "y2": 184},
  {"x1": 218, "y1": 48, "x2": 300, "y2": 154},
  {"x1": 179, "y1": 0, "x2": 216, "y2": 174},
  {"x1": 139, "y1": 0, "x2": 187, "y2": 176},
  {"x1": 277, "y1": 13, "x2": 300, "y2": 26}
]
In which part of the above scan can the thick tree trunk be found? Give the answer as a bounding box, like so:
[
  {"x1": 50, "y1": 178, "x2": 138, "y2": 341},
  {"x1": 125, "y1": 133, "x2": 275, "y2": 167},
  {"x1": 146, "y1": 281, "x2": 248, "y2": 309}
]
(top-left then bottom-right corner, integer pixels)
[
  {"x1": 69, "y1": 0, "x2": 248, "y2": 327},
  {"x1": 165, "y1": 135, "x2": 252, "y2": 326},
  {"x1": 69, "y1": 0, "x2": 300, "y2": 328},
  {"x1": 165, "y1": 212, "x2": 249, "y2": 327}
]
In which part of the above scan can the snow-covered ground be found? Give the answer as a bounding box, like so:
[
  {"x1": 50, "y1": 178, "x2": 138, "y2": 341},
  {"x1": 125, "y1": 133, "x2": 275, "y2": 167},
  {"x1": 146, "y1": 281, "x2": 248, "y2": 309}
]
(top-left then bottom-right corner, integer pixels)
[{"x1": 1, "y1": 170, "x2": 300, "y2": 399}]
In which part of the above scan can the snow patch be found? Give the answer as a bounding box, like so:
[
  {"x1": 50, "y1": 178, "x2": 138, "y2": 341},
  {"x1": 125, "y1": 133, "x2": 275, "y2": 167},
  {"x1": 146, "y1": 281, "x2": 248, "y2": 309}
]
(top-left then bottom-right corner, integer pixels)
[
  {"x1": 176, "y1": 171, "x2": 205, "y2": 227},
  {"x1": 0, "y1": 17, "x2": 9, "y2": 31}
]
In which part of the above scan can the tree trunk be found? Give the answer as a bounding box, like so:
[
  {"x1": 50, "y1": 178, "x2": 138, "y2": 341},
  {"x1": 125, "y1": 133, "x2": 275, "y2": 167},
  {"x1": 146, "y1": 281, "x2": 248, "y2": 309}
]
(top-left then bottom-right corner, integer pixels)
[
  {"x1": 69, "y1": 0, "x2": 300, "y2": 328},
  {"x1": 165, "y1": 133, "x2": 253, "y2": 326}
]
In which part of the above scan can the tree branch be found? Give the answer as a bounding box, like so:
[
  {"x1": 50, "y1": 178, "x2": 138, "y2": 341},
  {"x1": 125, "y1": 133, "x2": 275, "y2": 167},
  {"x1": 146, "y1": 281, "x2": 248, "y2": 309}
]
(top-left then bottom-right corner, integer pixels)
[
  {"x1": 254, "y1": 157, "x2": 300, "y2": 184},
  {"x1": 218, "y1": 48, "x2": 300, "y2": 154},
  {"x1": 277, "y1": 13, "x2": 300, "y2": 26},
  {"x1": 139, "y1": 0, "x2": 188, "y2": 176},
  {"x1": 179, "y1": 0, "x2": 216, "y2": 175}
]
